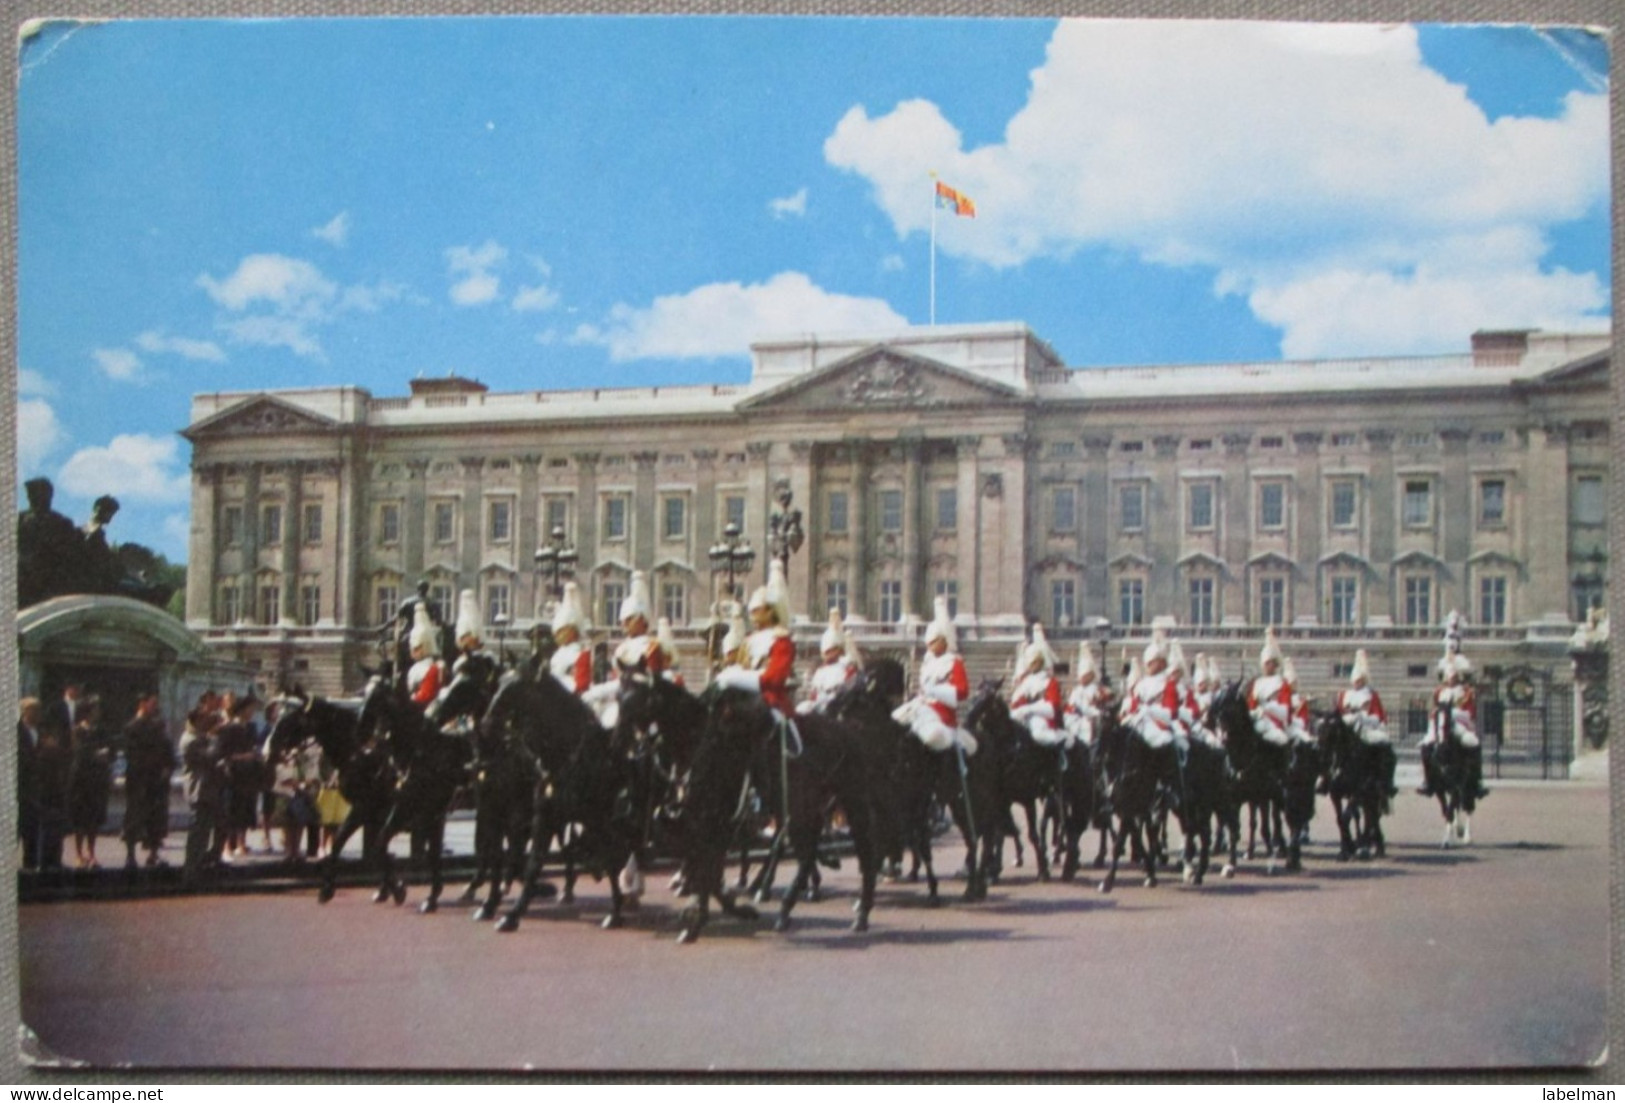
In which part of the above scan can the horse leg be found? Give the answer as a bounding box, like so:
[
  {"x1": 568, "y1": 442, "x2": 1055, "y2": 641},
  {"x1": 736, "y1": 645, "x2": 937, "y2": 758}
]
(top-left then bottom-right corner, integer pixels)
[
  {"x1": 419, "y1": 816, "x2": 446, "y2": 915},
  {"x1": 773, "y1": 824, "x2": 816, "y2": 934},
  {"x1": 1099, "y1": 819, "x2": 1125, "y2": 894},
  {"x1": 1025, "y1": 801, "x2": 1050, "y2": 882},
  {"x1": 317, "y1": 811, "x2": 364, "y2": 904},
  {"x1": 845, "y1": 798, "x2": 878, "y2": 934},
  {"x1": 496, "y1": 784, "x2": 551, "y2": 934}
]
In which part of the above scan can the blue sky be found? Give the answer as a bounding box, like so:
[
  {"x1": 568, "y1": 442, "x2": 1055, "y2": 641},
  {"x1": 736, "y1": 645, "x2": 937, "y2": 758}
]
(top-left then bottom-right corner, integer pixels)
[{"x1": 16, "y1": 17, "x2": 1612, "y2": 562}]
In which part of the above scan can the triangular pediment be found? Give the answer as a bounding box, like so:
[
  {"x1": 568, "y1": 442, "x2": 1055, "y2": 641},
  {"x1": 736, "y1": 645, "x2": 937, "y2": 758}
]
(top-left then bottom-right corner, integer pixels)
[
  {"x1": 184, "y1": 395, "x2": 338, "y2": 441},
  {"x1": 737, "y1": 345, "x2": 1028, "y2": 413},
  {"x1": 1526, "y1": 349, "x2": 1610, "y2": 388}
]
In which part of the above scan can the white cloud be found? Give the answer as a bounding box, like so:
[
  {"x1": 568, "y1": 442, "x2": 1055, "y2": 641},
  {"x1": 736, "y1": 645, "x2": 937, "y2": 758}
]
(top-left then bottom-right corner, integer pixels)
[
  {"x1": 576, "y1": 272, "x2": 908, "y2": 362},
  {"x1": 513, "y1": 284, "x2": 561, "y2": 313},
  {"x1": 92, "y1": 347, "x2": 143, "y2": 381},
  {"x1": 161, "y1": 513, "x2": 192, "y2": 551},
  {"x1": 768, "y1": 187, "x2": 809, "y2": 219},
  {"x1": 17, "y1": 397, "x2": 64, "y2": 472},
  {"x1": 880, "y1": 254, "x2": 906, "y2": 273},
  {"x1": 338, "y1": 281, "x2": 408, "y2": 313},
  {"x1": 312, "y1": 211, "x2": 351, "y2": 247},
  {"x1": 198, "y1": 254, "x2": 336, "y2": 315},
  {"x1": 220, "y1": 316, "x2": 324, "y2": 359},
  {"x1": 823, "y1": 20, "x2": 1611, "y2": 355},
  {"x1": 135, "y1": 330, "x2": 227, "y2": 363},
  {"x1": 17, "y1": 367, "x2": 56, "y2": 397},
  {"x1": 446, "y1": 241, "x2": 508, "y2": 306},
  {"x1": 57, "y1": 433, "x2": 191, "y2": 504}
]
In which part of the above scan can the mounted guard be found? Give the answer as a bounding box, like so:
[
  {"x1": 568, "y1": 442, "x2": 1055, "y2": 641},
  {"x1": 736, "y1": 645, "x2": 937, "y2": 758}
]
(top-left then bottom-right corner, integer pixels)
[
  {"x1": 1247, "y1": 627, "x2": 1295, "y2": 746},
  {"x1": 1010, "y1": 622, "x2": 1065, "y2": 748},
  {"x1": 1337, "y1": 649, "x2": 1399, "y2": 797},
  {"x1": 1063, "y1": 640, "x2": 1111, "y2": 747},
  {"x1": 1122, "y1": 628, "x2": 1188, "y2": 804},
  {"x1": 405, "y1": 602, "x2": 445, "y2": 712},
  {"x1": 547, "y1": 581, "x2": 593, "y2": 695},
  {"x1": 1418, "y1": 612, "x2": 1489, "y2": 800},
  {"x1": 798, "y1": 608, "x2": 860, "y2": 716},
  {"x1": 893, "y1": 596, "x2": 974, "y2": 755}
]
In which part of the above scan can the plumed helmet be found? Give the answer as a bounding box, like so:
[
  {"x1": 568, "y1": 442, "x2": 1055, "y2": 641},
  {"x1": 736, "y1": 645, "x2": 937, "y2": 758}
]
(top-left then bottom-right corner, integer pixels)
[
  {"x1": 454, "y1": 590, "x2": 481, "y2": 647},
  {"x1": 551, "y1": 581, "x2": 586, "y2": 635},
  {"x1": 1167, "y1": 637, "x2": 1188, "y2": 676},
  {"x1": 1282, "y1": 656, "x2": 1299, "y2": 687},
  {"x1": 1206, "y1": 654, "x2": 1223, "y2": 686},
  {"x1": 1259, "y1": 626, "x2": 1284, "y2": 668},
  {"x1": 1351, "y1": 648, "x2": 1372, "y2": 685},
  {"x1": 408, "y1": 602, "x2": 439, "y2": 655},
  {"x1": 1142, "y1": 627, "x2": 1169, "y2": 666},
  {"x1": 748, "y1": 559, "x2": 792, "y2": 627},
  {"x1": 656, "y1": 617, "x2": 680, "y2": 666},
  {"x1": 1125, "y1": 654, "x2": 1144, "y2": 692},
  {"x1": 1193, "y1": 652, "x2": 1210, "y2": 687},
  {"x1": 923, "y1": 595, "x2": 957, "y2": 651},
  {"x1": 820, "y1": 607, "x2": 847, "y2": 654},
  {"x1": 619, "y1": 571, "x2": 651, "y2": 626},
  {"x1": 1074, "y1": 640, "x2": 1098, "y2": 681}
]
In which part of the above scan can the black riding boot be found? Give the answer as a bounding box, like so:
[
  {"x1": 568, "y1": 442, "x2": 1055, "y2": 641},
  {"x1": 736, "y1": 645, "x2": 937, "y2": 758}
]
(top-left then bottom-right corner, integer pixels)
[
  {"x1": 1378, "y1": 743, "x2": 1398, "y2": 798},
  {"x1": 1416, "y1": 742, "x2": 1437, "y2": 797}
]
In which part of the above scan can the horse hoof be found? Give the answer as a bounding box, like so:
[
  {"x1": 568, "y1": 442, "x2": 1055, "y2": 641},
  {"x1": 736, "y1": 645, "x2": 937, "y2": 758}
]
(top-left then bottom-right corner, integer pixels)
[
  {"x1": 372, "y1": 888, "x2": 389, "y2": 904},
  {"x1": 496, "y1": 915, "x2": 519, "y2": 933},
  {"x1": 1143, "y1": 877, "x2": 1156, "y2": 888},
  {"x1": 1181, "y1": 868, "x2": 1195, "y2": 885},
  {"x1": 317, "y1": 886, "x2": 334, "y2": 905},
  {"x1": 419, "y1": 899, "x2": 437, "y2": 915},
  {"x1": 850, "y1": 916, "x2": 869, "y2": 934},
  {"x1": 773, "y1": 916, "x2": 791, "y2": 934},
  {"x1": 1098, "y1": 882, "x2": 1113, "y2": 894},
  {"x1": 392, "y1": 884, "x2": 407, "y2": 906},
  {"x1": 803, "y1": 888, "x2": 821, "y2": 904},
  {"x1": 1220, "y1": 865, "x2": 1235, "y2": 879},
  {"x1": 473, "y1": 905, "x2": 494, "y2": 922},
  {"x1": 677, "y1": 929, "x2": 698, "y2": 945},
  {"x1": 600, "y1": 914, "x2": 624, "y2": 930}
]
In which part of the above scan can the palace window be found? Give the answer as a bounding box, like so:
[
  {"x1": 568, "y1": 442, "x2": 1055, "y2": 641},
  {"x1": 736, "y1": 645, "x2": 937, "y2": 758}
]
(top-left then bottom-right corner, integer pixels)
[
  {"x1": 220, "y1": 585, "x2": 242, "y2": 626},
  {"x1": 1330, "y1": 480, "x2": 1359, "y2": 529},
  {"x1": 302, "y1": 503, "x2": 323, "y2": 545},
  {"x1": 1479, "y1": 575, "x2": 1508, "y2": 626},
  {"x1": 1049, "y1": 440, "x2": 1076, "y2": 458},
  {"x1": 433, "y1": 501, "x2": 457, "y2": 544},
  {"x1": 1329, "y1": 575, "x2": 1359, "y2": 627},
  {"x1": 878, "y1": 489, "x2": 903, "y2": 533},
  {"x1": 1259, "y1": 435, "x2": 1284, "y2": 451},
  {"x1": 300, "y1": 584, "x2": 322, "y2": 627},
  {"x1": 223, "y1": 506, "x2": 243, "y2": 547},
  {"x1": 485, "y1": 582, "x2": 511, "y2": 624},
  {"x1": 662, "y1": 581, "x2": 686, "y2": 625},
  {"x1": 378, "y1": 503, "x2": 401, "y2": 545},
  {"x1": 1257, "y1": 576, "x2": 1286, "y2": 626},
  {"x1": 878, "y1": 580, "x2": 903, "y2": 624},
  {"x1": 1187, "y1": 482, "x2": 1214, "y2": 531},
  {"x1": 374, "y1": 584, "x2": 398, "y2": 627},
  {"x1": 1575, "y1": 475, "x2": 1605, "y2": 525},
  {"x1": 1402, "y1": 480, "x2": 1433, "y2": 528},
  {"x1": 1050, "y1": 579, "x2": 1076, "y2": 627},
  {"x1": 487, "y1": 499, "x2": 513, "y2": 544},
  {"x1": 663, "y1": 496, "x2": 686, "y2": 541},
  {"x1": 827, "y1": 491, "x2": 849, "y2": 534},
  {"x1": 1403, "y1": 575, "x2": 1433, "y2": 626},
  {"x1": 724, "y1": 495, "x2": 746, "y2": 534},
  {"x1": 1479, "y1": 430, "x2": 1506, "y2": 446},
  {"x1": 1119, "y1": 485, "x2": 1145, "y2": 533},
  {"x1": 429, "y1": 583, "x2": 454, "y2": 625},
  {"x1": 1258, "y1": 482, "x2": 1287, "y2": 531},
  {"x1": 1119, "y1": 440, "x2": 1144, "y2": 454},
  {"x1": 1118, "y1": 578, "x2": 1145, "y2": 626},
  {"x1": 936, "y1": 487, "x2": 958, "y2": 531},
  {"x1": 825, "y1": 579, "x2": 849, "y2": 620},
  {"x1": 261, "y1": 504, "x2": 283, "y2": 546},
  {"x1": 1330, "y1": 432, "x2": 1358, "y2": 448},
  {"x1": 1479, "y1": 479, "x2": 1506, "y2": 527},
  {"x1": 934, "y1": 579, "x2": 958, "y2": 620},
  {"x1": 1188, "y1": 576, "x2": 1215, "y2": 627},
  {"x1": 604, "y1": 497, "x2": 628, "y2": 541},
  {"x1": 259, "y1": 585, "x2": 280, "y2": 626},
  {"x1": 601, "y1": 581, "x2": 626, "y2": 628},
  {"x1": 1051, "y1": 487, "x2": 1077, "y2": 532},
  {"x1": 1188, "y1": 438, "x2": 1213, "y2": 452},
  {"x1": 545, "y1": 497, "x2": 570, "y2": 539}
]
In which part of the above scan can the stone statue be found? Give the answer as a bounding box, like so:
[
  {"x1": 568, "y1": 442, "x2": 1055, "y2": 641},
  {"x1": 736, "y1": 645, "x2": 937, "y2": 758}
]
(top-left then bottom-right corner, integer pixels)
[{"x1": 18, "y1": 478, "x2": 84, "y2": 608}]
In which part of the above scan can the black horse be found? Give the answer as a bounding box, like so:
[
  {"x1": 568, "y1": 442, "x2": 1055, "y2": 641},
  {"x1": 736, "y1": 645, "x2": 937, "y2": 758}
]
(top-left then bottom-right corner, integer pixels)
[
  {"x1": 1316, "y1": 713, "x2": 1392, "y2": 860},
  {"x1": 1207, "y1": 680, "x2": 1289, "y2": 869},
  {"x1": 483, "y1": 672, "x2": 649, "y2": 934},
  {"x1": 265, "y1": 689, "x2": 400, "y2": 906},
  {"x1": 1172, "y1": 735, "x2": 1233, "y2": 886},
  {"x1": 1090, "y1": 713, "x2": 1166, "y2": 892},
  {"x1": 353, "y1": 674, "x2": 475, "y2": 913},
  {"x1": 1429, "y1": 707, "x2": 1479, "y2": 848}
]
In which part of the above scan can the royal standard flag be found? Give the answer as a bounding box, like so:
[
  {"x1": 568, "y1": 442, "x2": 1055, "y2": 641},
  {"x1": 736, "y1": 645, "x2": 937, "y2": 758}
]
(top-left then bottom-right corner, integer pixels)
[{"x1": 934, "y1": 180, "x2": 977, "y2": 218}]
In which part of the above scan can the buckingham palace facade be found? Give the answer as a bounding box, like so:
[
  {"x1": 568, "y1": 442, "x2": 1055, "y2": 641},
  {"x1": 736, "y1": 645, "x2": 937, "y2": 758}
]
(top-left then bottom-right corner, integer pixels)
[{"x1": 182, "y1": 322, "x2": 1610, "y2": 722}]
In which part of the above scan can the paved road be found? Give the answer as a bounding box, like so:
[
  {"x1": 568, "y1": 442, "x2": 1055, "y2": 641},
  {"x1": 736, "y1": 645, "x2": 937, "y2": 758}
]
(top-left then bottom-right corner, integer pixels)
[{"x1": 20, "y1": 783, "x2": 1609, "y2": 1073}]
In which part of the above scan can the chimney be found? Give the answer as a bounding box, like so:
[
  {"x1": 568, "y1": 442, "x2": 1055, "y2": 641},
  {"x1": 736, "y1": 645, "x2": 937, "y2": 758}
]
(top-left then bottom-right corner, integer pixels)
[
  {"x1": 1471, "y1": 330, "x2": 1532, "y2": 368},
  {"x1": 408, "y1": 373, "x2": 489, "y2": 397}
]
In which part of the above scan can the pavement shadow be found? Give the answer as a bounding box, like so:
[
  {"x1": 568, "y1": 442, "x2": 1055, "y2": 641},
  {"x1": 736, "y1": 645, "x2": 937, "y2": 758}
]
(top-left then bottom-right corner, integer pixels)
[
  {"x1": 1383, "y1": 850, "x2": 1482, "y2": 867},
  {"x1": 771, "y1": 915, "x2": 1034, "y2": 950},
  {"x1": 974, "y1": 894, "x2": 1121, "y2": 917}
]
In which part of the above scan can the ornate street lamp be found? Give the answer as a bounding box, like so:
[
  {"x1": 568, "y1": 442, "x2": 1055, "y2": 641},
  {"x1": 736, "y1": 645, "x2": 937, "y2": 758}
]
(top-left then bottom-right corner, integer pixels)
[
  {"x1": 766, "y1": 479, "x2": 805, "y2": 581},
  {"x1": 533, "y1": 523, "x2": 579, "y2": 602},
  {"x1": 1090, "y1": 616, "x2": 1113, "y2": 688},
  {"x1": 708, "y1": 522, "x2": 756, "y2": 602},
  {"x1": 493, "y1": 612, "x2": 511, "y2": 667}
]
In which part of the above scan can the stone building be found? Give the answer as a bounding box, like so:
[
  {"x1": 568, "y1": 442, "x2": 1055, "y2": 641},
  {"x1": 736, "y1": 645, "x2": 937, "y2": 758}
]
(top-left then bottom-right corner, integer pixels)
[{"x1": 182, "y1": 322, "x2": 1608, "y2": 759}]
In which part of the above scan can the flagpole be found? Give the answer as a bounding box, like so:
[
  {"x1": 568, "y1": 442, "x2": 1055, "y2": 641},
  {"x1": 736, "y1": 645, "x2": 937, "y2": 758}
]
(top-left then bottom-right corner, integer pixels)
[{"x1": 929, "y1": 175, "x2": 938, "y2": 326}]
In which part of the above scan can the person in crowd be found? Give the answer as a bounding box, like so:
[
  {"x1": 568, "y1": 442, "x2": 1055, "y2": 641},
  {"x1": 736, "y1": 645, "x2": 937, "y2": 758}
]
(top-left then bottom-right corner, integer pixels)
[
  {"x1": 17, "y1": 697, "x2": 68, "y2": 871},
  {"x1": 215, "y1": 694, "x2": 264, "y2": 862},
  {"x1": 66, "y1": 698, "x2": 112, "y2": 869},
  {"x1": 120, "y1": 693, "x2": 175, "y2": 869},
  {"x1": 269, "y1": 725, "x2": 323, "y2": 863},
  {"x1": 180, "y1": 695, "x2": 226, "y2": 884}
]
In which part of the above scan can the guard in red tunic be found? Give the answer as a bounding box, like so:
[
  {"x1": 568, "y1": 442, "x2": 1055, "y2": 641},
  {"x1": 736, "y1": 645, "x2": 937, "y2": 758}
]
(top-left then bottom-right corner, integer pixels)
[
  {"x1": 1010, "y1": 622, "x2": 1065, "y2": 747},
  {"x1": 713, "y1": 559, "x2": 796, "y2": 716},
  {"x1": 1063, "y1": 642, "x2": 1112, "y2": 747},
  {"x1": 1336, "y1": 648, "x2": 1398, "y2": 798},
  {"x1": 893, "y1": 597, "x2": 973, "y2": 755},
  {"x1": 405, "y1": 603, "x2": 444, "y2": 711},
  {"x1": 1418, "y1": 612, "x2": 1488, "y2": 799},
  {"x1": 547, "y1": 581, "x2": 593, "y2": 695},
  {"x1": 799, "y1": 609, "x2": 860, "y2": 716}
]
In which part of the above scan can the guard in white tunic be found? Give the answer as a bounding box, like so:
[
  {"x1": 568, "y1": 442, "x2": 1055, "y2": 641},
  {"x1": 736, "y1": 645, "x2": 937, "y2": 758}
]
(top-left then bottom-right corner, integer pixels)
[
  {"x1": 1122, "y1": 629, "x2": 1186, "y2": 804},
  {"x1": 1247, "y1": 628, "x2": 1294, "y2": 747},
  {"x1": 1063, "y1": 642, "x2": 1111, "y2": 747},
  {"x1": 405, "y1": 603, "x2": 444, "y2": 711},
  {"x1": 547, "y1": 582, "x2": 593, "y2": 696},
  {"x1": 1418, "y1": 612, "x2": 1488, "y2": 799},
  {"x1": 1009, "y1": 623, "x2": 1065, "y2": 747},
  {"x1": 1336, "y1": 649, "x2": 1399, "y2": 797},
  {"x1": 799, "y1": 609, "x2": 860, "y2": 716},
  {"x1": 893, "y1": 597, "x2": 974, "y2": 755},
  {"x1": 582, "y1": 571, "x2": 664, "y2": 728}
]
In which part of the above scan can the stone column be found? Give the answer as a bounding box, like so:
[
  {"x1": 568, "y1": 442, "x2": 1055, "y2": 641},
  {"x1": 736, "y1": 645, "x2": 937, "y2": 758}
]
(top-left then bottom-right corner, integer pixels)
[
  {"x1": 573, "y1": 451, "x2": 600, "y2": 592},
  {"x1": 458, "y1": 456, "x2": 485, "y2": 584},
  {"x1": 633, "y1": 450, "x2": 659, "y2": 571},
  {"x1": 281, "y1": 461, "x2": 305, "y2": 623},
  {"x1": 1526, "y1": 423, "x2": 1572, "y2": 620},
  {"x1": 1365, "y1": 429, "x2": 1396, "y2": 621},
  {"x1": 336, "y1": 440, "x2": 366, "y2": 629},
  {"x1": 1081, "y1": 435, "x2": 1112, "y2": 620},
  {"x1": 848, "y1": 439, "x2": 871, "y2": 618},
  {"x1": 692, "y1": 449, "x2": 720, "y2": 612},
  {"x1": 1221, "y1": 433, "x2": 1252, "y2": 622},
  {"x1": 745, "y1": 441, "x2": 773, "y2": 589},
  {"x1": 999, "y1": 432, "x2": 1034, "y2": 620},
  {"x1": 1438, "y1": 427, "x2": 1472, "y2": 615},
  {"x1": 403, "y1": 457, "x2": 430, "y2": 584},
  {"x1": 788, "y1": 440, "x2": 816, "y2": 620},
  {"x1": 186, "y1": 462, "x2": 219, "y2": 625},
  {"x1": 1293, "y1": 432, "x2": 1323, "y2": 622},
  {"x1": 1150, "y1": 434, "x2": 1181, "y2": 615},
  {"x1": 900, "y1": 436, "x2": 923, "y2": 619},
  {"x1": 241, "y1": 462, "x2": 262, "y2": 620},
  {"x1": 309, "y1": 458, "x2": 343, "y2": 626},
  {"x1": 955, "y1": 436, "x2": 982, "y2": 623},
  {"x1": 517, "y1": 454, "x2": 542, "y2": 620}
]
